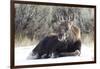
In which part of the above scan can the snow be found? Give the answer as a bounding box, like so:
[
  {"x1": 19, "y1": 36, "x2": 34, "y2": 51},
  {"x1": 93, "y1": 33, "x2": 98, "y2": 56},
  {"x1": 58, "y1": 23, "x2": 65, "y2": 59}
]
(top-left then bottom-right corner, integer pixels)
[{"x1": 15, "y1": 44, "x2": 94, "y2": 66}]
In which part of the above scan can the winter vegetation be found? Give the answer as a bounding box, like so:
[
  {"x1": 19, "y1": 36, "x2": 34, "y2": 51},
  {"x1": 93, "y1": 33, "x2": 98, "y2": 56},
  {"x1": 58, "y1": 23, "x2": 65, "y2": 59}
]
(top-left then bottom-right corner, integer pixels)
[{"x1": 14, "y1": 4, "x2": 94, "y2": 47}]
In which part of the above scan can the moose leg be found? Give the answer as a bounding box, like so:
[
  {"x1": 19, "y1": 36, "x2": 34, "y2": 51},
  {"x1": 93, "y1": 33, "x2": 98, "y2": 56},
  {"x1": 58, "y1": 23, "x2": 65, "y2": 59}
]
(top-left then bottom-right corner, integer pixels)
[
  {"x1": 59, "y1": 50, "x2": 80, "y2": 56},
  {"x1": 58, "y1": 40, "x2": 81, "y2": 57}
]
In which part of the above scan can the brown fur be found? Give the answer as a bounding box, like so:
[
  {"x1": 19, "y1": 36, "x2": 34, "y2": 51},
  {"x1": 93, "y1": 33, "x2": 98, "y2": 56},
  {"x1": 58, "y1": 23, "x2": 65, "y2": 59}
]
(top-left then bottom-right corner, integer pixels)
[{"x1": 71, "y1": 25, "x2": 81, "y2": 40}]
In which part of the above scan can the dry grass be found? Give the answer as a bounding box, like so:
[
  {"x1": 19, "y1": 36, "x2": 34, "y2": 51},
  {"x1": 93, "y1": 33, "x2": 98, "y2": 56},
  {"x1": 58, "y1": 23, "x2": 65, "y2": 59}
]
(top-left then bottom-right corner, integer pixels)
[
  {"x1": 15, "y1": 33, "x2": 94, "y2": 50},
  {"x1": 15, "y1": 35, "x2": 39, "y2": 47}
]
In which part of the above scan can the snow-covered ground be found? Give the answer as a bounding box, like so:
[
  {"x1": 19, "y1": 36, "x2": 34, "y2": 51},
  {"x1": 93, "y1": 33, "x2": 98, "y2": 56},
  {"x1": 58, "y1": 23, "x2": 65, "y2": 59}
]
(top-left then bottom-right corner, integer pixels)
[{"x1": 15, "y1": 44, "x2": 94, "y2": 66}]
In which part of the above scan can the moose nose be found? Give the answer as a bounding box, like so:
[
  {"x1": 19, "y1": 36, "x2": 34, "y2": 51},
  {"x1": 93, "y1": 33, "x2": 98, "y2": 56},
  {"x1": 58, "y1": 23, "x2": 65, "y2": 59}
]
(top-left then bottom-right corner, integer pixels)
[
  {"x1": 58, "y1": 33, "x2": 67, "y2": 41},
  {"x1": 59, "y1": 30, "x2": 66, "y2": 38},
  {"x1": 58, "y1": 33, "x2": 63, "y2": 39}
]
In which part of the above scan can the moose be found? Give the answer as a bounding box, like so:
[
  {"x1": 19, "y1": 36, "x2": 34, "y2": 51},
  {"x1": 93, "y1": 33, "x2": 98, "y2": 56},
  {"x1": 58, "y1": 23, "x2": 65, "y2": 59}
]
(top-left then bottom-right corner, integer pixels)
[{"x1": 31, "y1": 15, "x2": 81, "y2": 59}]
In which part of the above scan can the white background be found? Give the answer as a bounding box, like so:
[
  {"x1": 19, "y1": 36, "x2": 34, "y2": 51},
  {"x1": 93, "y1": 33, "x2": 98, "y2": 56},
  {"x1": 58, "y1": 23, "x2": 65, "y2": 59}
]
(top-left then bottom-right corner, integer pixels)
[{"x1": 0, "y1": 0, "x2": 100, "y2": 69}]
